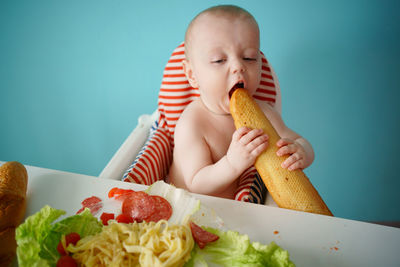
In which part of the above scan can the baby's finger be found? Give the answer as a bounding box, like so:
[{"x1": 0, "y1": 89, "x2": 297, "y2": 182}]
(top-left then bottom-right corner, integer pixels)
[
  {"x1": 247, "y1": 134, "x2": 268, "y2": 151},
  {"x1": 232, "y1": 127, "x2": 251, "y2": 142},
  {"x1": 276, "y1": 138, "x2": 293, "y2": 148},
  {"x1": 240, "y1": 128, "x2": 264, "y2": 145},
  {"x1": 287, "y1": 159, "x2": 304, "y2": 171},
  {"x1": 281, "y1": 153, "x2": 301, "y2": 169},
  {"x1": 250, "y1": 141, "x2": 268, "y2": 156},
  {"x1": 276, "y1": 144, "x2": 297, "y2": 157}
]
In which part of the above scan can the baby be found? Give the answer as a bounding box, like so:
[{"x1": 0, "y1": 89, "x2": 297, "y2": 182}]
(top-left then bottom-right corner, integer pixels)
[{"x1": 168, "y1": 5, "x2": 315, "y2": 200}]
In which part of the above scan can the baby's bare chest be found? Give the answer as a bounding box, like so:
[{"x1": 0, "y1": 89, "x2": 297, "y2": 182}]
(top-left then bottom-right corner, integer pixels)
[{"x1": 203, "y1": 117, "x2": 236, "y2": 163}]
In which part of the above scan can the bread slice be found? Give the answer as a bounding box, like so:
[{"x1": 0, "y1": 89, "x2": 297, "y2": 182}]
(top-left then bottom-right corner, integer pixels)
[
  {"x1": 230, "y1": 89, "x2": 332, "y2": 216},
  {"x1": 0, "y1": 161, "x2": 28, "y2": 197},
  {"x1": 0, "y1": 227, "x2": 17, "y2": 266},
  {"x1": 0, "y1": 162, "x2": 28, "y2": 266}
]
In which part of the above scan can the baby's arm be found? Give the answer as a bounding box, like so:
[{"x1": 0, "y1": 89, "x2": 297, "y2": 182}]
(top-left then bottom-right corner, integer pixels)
[
  {"x1": 226, "y1": 127, "x2": 269, "y2": 174},
  {"x1": 172, "y1": 117, "x2": 267, "y2": 196},
  {"x1": 261, "y1": 102, "x2": 315, "y2": 171}
]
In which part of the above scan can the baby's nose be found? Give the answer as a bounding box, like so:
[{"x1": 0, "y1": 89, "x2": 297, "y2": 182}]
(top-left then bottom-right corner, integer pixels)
[{"x1": 231, "y1": 59, "x2": 245, "y2": 74}]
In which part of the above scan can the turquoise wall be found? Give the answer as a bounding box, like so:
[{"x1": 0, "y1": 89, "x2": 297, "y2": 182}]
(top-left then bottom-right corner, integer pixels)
[{"x1": 1, "y1": 0, "x2": 399, "y2": 222}]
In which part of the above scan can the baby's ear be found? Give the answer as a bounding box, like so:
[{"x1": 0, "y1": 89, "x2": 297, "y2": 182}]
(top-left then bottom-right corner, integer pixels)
[{"x1": 182, "y1": 59, "x2": 199, "y2": 88}]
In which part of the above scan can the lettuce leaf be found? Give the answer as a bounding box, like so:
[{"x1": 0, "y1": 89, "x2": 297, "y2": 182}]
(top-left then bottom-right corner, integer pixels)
[
  {"x1": 16, "y1": 205, "x2": 65, "y2": 267},
  {"x1": 185, "y1": 227, "x2": 295, "y2": 267},
  {"x1": 39, "y1": 208, "x2": 103, "y2": 265},
  {"x1": 16, "y1": 205, "x2": 103, "y2": 267}
]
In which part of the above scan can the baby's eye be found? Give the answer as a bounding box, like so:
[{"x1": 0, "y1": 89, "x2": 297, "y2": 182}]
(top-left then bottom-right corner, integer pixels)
[
  {"x1": 211, "y1": 59, "x2": 226, "y2": 64},
  {"x1": 243, "y1": 57, "x2": 257, "y2": 61}
]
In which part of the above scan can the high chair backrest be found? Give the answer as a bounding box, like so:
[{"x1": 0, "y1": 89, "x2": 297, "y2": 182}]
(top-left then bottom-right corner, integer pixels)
[
  {"x1": 158, "y1": 42, "x2": 279, "y2": 145},
  {"x1": 123, "y1": 42, "x2": 280, "y2": 204}
]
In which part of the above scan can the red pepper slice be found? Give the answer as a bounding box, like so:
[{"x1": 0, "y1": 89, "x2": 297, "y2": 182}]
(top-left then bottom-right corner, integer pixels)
[
  {"x1": 100, "y1": 212, "x2": 115, "y2": 225},
  {"x1": 116, "y1": 213, "x2": 134, "y2": 224},
  {"x1": 108, "y1": 187, "x2": 135, "y2": 200}
]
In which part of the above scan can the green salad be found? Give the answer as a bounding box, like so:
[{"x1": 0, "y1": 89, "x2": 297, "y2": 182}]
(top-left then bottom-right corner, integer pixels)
[{"x1": 16, "y1": 182, "x2": 295, "y2": 267}]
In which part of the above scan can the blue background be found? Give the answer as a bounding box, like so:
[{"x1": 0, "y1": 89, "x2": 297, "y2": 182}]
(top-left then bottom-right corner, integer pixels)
[{"x1": 1, "y1": 0, "x2": 399, "y2": 222}]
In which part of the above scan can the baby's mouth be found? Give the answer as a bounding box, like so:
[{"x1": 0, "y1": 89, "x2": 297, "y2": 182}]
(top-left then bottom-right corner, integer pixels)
[{"x1": 229, "y1": 82, "x2": 244, "y2": 99}]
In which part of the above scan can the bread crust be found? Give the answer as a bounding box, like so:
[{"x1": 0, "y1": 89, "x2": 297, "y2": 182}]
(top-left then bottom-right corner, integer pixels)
[
  {"x1": 0, "y1": 192, "x2": 26, "y2": 230},
  {"x1": 0, "y1": 162, "x2": 28, "y2": 197},
  {"x1": 230, "y1": 89, "x2": 332, "y2": 216},
  {"x1": 0, "y1": 227, "x2": 17, "y2": 255},
  {"x1": 0, "y1": 161, "x2": 28, "y2": 266}
]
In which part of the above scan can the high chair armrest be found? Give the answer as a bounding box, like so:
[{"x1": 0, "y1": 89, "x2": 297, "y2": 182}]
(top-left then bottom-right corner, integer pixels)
[{"x1": 99, "y1": 110, "x2": 158, "y2": 180}]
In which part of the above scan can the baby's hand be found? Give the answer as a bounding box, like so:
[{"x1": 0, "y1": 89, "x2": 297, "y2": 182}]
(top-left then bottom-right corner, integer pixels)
[
  {"x1": 226, "y1": 127, "x2": 268, "y2": 174},
  {"x1": 276, "y1": 138, "x2": 307, "y2": 171}
]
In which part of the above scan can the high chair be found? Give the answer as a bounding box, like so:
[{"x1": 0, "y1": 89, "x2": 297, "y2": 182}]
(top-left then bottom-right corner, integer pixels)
[{"x1": 99, "y1": 43, "x2": 281, "y2": 205}]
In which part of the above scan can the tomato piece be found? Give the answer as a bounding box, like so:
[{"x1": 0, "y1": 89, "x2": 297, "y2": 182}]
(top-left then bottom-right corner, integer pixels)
[
  {"x1": 100, "y1": 212, "x2": 115, "y2": 225},
  {"x1": 144, "y1": 195, "x2": 173, "y2": 222},
  {"x1": 116, "y1": 213, "x2": 134, "y2": 224},
  {"x1": 57, "y1": 241, "x2": 67, "y2": 256},
  {"x1": 66, "y1": 232, "x2": 81, "y2": 246},
  {"x1": 121, "y1": 191, "x2": 155, "y2": 221},
  {"x1": 56, "y1": 232, "x2": 81, "y2": 255},
  {"x1": 56, "y1": 255, "x2": 77, "y2": 267},
  {"x1": 189, "y1": 221, "x2": 219, "y2": 249}
]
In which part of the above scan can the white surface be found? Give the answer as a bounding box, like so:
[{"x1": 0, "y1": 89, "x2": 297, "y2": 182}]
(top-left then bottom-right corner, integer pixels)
[
  {"x1": 99, "y1": 110, "x2": 158, "y2": 180},
  {"x1": 17, "y1": 164, "x2": 400, "y2": 267}
]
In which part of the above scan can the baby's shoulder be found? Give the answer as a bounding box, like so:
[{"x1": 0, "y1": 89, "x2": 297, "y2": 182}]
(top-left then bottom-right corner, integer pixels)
[{"x1": 175, "y1": 100, "x2": 207, "y2": 134}]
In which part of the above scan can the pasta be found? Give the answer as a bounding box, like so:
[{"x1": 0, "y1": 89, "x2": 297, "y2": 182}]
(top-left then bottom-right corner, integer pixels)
[{"x1": 67, "y1": 220, "x2": 194, "y2": 267}]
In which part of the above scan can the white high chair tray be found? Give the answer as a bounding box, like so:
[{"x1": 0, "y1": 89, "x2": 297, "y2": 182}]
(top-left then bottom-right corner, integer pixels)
[{"x1": 21, "y1": 164, "x2": 400, "y2": 267}]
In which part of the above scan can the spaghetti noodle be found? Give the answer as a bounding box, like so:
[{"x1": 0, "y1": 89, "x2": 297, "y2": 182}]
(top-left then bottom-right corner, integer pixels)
[{"x1": 67, "y1": 220, "x2": 194, "y2": 267}]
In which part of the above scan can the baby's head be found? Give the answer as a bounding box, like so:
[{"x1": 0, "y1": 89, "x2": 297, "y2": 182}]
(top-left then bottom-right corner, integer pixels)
[{"x1": 183, "y1": 5, "x2": 262, "y2": 115}]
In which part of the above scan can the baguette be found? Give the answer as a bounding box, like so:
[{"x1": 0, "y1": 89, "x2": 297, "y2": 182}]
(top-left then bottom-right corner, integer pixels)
[
  {"x1": 0, "y1": 161, "x2": 28, "y2": 266},
  {"x1": 230, "y1": 89, "x2": 332, "y2": 216}
]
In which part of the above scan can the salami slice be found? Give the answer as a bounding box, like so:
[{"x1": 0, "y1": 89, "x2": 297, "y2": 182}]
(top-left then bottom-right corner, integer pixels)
[
  {"x1": 121, "y1": 191, "x2": 155, "y2": 222},
  {"x1": 77, "y1": 196, "x2": 103, "y2": 215},
  {"x1": 143, "y1": 195, "x2": 173, "y2": 222},
  {"x1": 189, "y1": 221, "x2": 219, "y2": 249},
  {"x1": 81, "y1": 196, "x2": 101, "y2": 206}
]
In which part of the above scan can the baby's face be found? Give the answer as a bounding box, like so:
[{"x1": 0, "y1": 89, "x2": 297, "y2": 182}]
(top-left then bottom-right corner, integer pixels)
[{"x1": 185, "y1": 14, "x2": 262, "y2": 115}]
